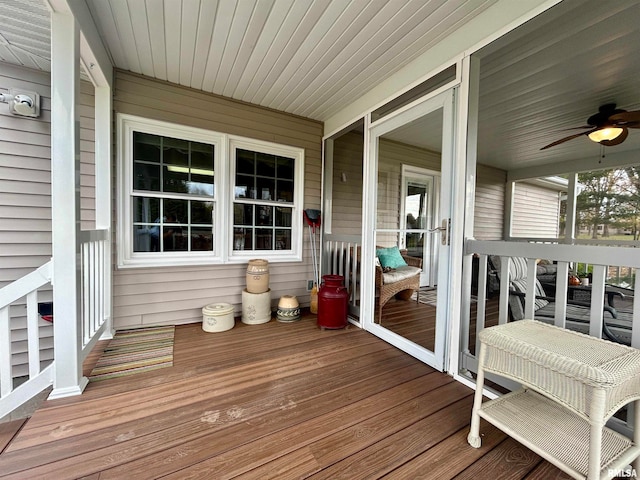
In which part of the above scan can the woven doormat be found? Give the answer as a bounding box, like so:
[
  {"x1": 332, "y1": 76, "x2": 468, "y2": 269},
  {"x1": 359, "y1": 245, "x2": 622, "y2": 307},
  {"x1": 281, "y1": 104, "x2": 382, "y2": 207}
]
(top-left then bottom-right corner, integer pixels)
[{"x1": 89, "y1": 326, "x2": 175, "y2": 381}]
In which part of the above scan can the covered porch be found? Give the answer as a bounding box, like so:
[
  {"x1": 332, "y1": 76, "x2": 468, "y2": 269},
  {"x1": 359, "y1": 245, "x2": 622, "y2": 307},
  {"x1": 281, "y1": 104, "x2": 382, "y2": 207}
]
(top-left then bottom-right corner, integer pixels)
[
  {"x1": 1, "y1": 0, "x2": 640, "y2": 476},
  {"x1": 0, "y1": 313, "x2": 571, "y2": 479}
]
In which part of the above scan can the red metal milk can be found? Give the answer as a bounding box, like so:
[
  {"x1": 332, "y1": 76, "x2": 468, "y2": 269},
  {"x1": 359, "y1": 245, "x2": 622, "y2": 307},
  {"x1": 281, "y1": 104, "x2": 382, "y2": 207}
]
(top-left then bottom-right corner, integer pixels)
[{"x1": 317, "y1": 274, "x2": 348, "y2": 329}]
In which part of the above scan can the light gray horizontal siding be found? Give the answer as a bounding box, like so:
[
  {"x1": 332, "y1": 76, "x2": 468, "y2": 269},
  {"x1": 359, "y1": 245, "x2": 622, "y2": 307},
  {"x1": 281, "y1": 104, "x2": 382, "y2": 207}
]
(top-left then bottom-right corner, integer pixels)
[
  {"x1": 113, "y1": 71, "x2": 323, "y2": 329},
  {"x1": 79, "y1": 82, "x2": 96, "y2": 229},
  {"x1": 0, "y1": 63, "x2": 54, "y2": 375},
  {"x1": 512, "y1": 181, "x2": 561, "y2": 237},
  {"x1": 0, "y1": 62, "x2": 96, "y2": 376},
  {"x1": 376, "y1": 138, "x2": 440, "y2": 241},
  {"x1": 474, "y1": 164, "x2": 506, "y2": 240},
  {"x1": 331, "y1": 131, "x2": 364, "y2": 235},
  {"x1": 331, "y1": 139, "x2": 507, "y2": 244},
  {"x1": 0, "y1": 72, "x2": 51, "y2": 278}
]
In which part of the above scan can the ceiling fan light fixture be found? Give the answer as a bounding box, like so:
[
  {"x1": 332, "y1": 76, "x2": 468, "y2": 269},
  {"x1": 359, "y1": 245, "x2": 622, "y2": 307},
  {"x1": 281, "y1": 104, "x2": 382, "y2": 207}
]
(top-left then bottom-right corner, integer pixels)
[{"x1": 588, "y1": 127, "x2": 623, "y2": 143}]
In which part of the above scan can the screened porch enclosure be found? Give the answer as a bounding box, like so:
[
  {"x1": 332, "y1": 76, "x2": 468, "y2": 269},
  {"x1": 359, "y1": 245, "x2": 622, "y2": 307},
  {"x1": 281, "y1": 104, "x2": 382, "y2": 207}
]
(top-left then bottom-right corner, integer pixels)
[
  {"x1": 320, "y1": 0, "x2": 640, "y2": 441},
  {"x1": 456, "y1": 0, "x2": 640, "y2": 439}
]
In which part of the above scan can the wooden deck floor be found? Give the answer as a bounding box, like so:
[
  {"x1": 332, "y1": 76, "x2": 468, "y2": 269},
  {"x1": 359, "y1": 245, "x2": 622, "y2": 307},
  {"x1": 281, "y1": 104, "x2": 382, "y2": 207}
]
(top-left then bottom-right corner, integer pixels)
[{"x1": 0, "y1": 313, "x2": 572, "y2": 479}]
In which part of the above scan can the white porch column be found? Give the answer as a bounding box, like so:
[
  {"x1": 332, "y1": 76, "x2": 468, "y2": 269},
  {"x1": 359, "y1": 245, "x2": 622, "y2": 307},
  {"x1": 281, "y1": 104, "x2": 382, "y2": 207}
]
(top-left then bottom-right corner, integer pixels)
[
  {"x1": 95, "y1": 86, "x2": 114, "y2": 339},
  {"x1": 458, "y1": 55, "x2": 480, "y2": 366},
  {"x1": 504, "y1": 180, "x2": 515, "y2": 240},
  {"x1": 565, "y1": 173, "x2": 578, "y2": 242},
  {"x1": 49, "y1": 11, "x2": 87, "y2": 399}
]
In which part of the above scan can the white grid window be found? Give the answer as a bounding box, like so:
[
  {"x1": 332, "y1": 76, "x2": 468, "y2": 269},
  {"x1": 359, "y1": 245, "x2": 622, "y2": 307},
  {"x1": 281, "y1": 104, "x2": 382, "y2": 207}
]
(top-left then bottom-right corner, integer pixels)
[{"x1": 117, "y1": 115, "x2": 304, "y2": 267}]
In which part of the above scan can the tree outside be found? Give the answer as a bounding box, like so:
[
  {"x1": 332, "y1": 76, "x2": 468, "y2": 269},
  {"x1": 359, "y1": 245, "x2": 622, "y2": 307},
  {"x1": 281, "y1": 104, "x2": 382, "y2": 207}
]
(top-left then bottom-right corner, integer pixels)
[{"x1": 576, "y1": 167, "x2": 640, "y2": 241}]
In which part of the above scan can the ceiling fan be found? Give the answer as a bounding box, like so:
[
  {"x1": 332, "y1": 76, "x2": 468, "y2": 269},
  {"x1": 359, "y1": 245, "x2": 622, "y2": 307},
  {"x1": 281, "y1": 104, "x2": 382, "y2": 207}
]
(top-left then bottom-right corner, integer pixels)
[{"x1": 540, "y1": 103, "x2": 640, "y2": 150}]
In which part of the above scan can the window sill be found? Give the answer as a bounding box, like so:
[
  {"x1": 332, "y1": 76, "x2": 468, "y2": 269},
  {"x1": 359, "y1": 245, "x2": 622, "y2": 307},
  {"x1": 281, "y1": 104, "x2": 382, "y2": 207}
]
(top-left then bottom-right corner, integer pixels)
[{"x1": 117, "y1": 252, "x2": 302, "y2": 269}]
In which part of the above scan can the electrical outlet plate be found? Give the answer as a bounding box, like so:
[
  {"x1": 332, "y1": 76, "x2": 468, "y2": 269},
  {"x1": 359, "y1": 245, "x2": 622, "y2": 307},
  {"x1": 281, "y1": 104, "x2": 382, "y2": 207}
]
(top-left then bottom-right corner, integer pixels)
[{"x1": 307, "y1": 280, "x2": 314, "y2": 291}]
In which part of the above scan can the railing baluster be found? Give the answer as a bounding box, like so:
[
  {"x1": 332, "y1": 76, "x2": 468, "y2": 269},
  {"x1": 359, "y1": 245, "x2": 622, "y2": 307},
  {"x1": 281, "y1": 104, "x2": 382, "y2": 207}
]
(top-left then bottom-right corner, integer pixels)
[
  {"x1": 82, "y1": 242, "x2": 90, "y2": 344},
  {"x1": 99, "y1": 240, "x2": 105, "y2": 327},
  {"x1": 26, "y1": 291, "x2": 40, "y2": 378},
  {"x1": 474, "y1": 254, "x2": 488, "y2": 356},
  {"x1": 633, "y1": 268, "x2": 640, "y2": 349},
  {"x1": 498, "y1": 256, "x2": 510, "y2": 325},
  {"x1": 524, "y1": 258, "x2": 537, "y2": 319},
  {"x1": 589, "y1": 264, "x2": 606, "y2": 339},
  {"x1": 554, "y1": 261, "x2": 569, "y2": 329},
  {"x1": 345, "y1": 244, "x2": 353, "y2": 303},
  {"x1": 90, "y1": 240, "x2": 97, "y2": 338},
  {"x1": 78, "y1": 230, "x2": 109, "y2": 349},
  {"x1": 324, "y1": 235, "x2": 362, "y2": 315},
  {"x1": 352, "y1": 243, "x2": 359, "y2": 306},
  {"x1": 0, "y1": 306, "x2": 12, "y2": 397}
]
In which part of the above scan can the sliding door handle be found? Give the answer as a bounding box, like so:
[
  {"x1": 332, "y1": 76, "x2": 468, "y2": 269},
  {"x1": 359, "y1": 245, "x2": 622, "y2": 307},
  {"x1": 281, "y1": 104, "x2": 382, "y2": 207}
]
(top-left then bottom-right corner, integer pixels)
[{"x1": 428, "y1": 219, "x2": 450, "y2": 245}]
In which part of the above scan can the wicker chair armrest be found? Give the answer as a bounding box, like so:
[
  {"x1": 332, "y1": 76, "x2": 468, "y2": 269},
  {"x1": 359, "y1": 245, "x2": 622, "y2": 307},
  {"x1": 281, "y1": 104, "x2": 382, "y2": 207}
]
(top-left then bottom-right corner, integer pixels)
[
  {"x1": 375, "y1": 265, "x2": 383, "y2": 286},
  {"x1": 402, "y1": 255, "x2": 423, "y2": 269}
]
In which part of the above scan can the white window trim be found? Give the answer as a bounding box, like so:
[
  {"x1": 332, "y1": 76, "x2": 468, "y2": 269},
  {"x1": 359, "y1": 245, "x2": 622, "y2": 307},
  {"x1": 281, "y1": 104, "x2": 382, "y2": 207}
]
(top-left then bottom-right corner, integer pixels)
[
  {"x1": 117, "y1": 114, "x2": 304, "y2": 268},
  {"x1": 227, "y1": 135, "x2": 304, "y2": 263}
]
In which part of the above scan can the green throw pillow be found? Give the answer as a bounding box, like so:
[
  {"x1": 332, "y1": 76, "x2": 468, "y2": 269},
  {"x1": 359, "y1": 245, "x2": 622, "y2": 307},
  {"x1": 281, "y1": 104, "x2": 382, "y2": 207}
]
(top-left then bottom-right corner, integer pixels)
[{"x1": 376, "y1": 246, "x2": 407, "y2": 268}]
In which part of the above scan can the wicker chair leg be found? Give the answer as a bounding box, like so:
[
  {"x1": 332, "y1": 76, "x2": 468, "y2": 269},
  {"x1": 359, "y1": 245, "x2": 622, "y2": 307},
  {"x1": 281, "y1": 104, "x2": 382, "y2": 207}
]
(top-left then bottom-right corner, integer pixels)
[
  {"x1": 634, "y1": 399, "x2": 640, "y2": 474},
  {"x1": 468, "y1": 343, "x2": 486, "y2": 448}
]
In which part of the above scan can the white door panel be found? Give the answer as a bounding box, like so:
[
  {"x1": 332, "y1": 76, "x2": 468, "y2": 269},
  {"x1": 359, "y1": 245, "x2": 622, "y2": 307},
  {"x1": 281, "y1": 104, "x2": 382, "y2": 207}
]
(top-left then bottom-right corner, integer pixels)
[{"x1": 364, "y1": 89, "x2": 455, "y2": 371}]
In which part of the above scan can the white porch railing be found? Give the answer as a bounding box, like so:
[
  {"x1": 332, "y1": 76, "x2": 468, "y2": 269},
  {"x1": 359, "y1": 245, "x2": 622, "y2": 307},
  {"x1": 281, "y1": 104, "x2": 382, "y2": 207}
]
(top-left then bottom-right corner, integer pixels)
[
  {"x1": 323, "y1": 234, "x2": 361, "y2": 317},
  {"x1": 462, "y1": 240, "x2": 640, "y2": 359},
  {"x1": 460, "y1": 239, "x2": 640, "y2": 433},
  {"x1": 79, "y1": 229, "x2": 111, "y2": 357},
  {"x1": 0, "y1": 228, "x2": 111, "y2": 418},
  {"x1": 0, "y1": 261, "x2": 54, "y2": 419}
]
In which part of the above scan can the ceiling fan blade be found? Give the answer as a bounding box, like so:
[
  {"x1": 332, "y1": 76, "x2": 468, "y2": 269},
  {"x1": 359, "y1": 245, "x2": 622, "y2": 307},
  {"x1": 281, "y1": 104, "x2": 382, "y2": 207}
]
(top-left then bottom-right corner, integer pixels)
[
  {"x1": 600, "y1": 127, "x2": 628, "y2": 146},
  {"x1": 610, "y1": 111, "x2": 640, "y2": 126},
  {"x1": 540, "y1": 130, "x2": 594, "y2": 150},
  {"x1": 560, "y1": 125, "x2": 594, "y2": 131}
]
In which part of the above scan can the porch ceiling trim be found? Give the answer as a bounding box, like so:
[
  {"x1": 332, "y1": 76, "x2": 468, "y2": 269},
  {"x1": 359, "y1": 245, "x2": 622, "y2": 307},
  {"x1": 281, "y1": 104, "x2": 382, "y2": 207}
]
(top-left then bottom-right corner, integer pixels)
[
  {"x1": 507, "y1": 149, "x2": 640, "y2": 182},
  {"x1": 45, "y1": 0, "x2": 113, "y2": 87}
]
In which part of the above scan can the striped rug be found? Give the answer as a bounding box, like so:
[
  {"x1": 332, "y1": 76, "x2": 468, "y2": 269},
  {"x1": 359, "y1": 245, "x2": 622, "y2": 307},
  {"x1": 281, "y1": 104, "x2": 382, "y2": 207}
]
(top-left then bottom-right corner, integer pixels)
[{"x1": 89, "y1": 326, "x2": 175, "y2": 381}]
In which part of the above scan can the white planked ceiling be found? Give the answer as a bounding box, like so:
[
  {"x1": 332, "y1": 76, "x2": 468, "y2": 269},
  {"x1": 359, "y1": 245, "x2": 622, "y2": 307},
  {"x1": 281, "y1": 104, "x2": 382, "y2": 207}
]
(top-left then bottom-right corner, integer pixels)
[
  {"x1": 1, "y1": 0, "x2": 640, "y2": 174},
  {"x1": 0, "y1": 0, "x2": 51, "y2": 71},
  {"x1": 378, "y1": 0, "x2": 640, "y2": 174},
  {"x1": 474, "y1": 0, "x2": 640, "y2": 172},
  {"x1": 82, "y1": 0, "x2": 499, "y2": 121}
]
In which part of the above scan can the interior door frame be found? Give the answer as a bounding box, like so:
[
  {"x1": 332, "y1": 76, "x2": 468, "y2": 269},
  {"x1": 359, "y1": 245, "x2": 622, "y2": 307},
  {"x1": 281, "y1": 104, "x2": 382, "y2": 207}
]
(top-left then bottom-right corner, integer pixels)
[
  {"x1": 399, "y1": 165, "x2": 441, "y2": 287},
  {"x1": 361, "y1": 88, "x2": 455, "y2": 371}
]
